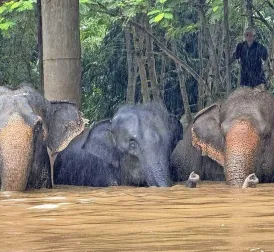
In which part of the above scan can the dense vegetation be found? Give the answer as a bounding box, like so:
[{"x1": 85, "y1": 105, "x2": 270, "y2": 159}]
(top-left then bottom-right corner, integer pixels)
[{"x1": 0, "y1": 0, "x2": 273, "y2": 123}]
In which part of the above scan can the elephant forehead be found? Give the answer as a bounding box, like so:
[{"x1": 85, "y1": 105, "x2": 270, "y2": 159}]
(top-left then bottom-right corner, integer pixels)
[
  {"x1": 112, "y1": 113, "x2": 139, "y2": 132},
  {"x1": 112, "y1": 112, "x2": 166, "y2": 140},
  {"x1": 0, "y1": 97, "x2": 41, "y2": 129},
  {"x1": 220, "y1": 88, "x2": 274, "y2": 127},
  {"x1": 226, "y1": 120, "x2": 260, "y2": 152},
  {"x1": 221, "y1": 111, "x2": 270, "y2": 137}
]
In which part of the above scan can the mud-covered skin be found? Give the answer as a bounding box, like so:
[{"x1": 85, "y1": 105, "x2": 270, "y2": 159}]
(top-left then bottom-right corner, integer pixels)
[
  {"x1": 171, "y1": 87, "x2": 274, "y2": 187},
  {"x1": 55, "y1": 103, "x2": 183, "y2": 187},
  {"x1": 225, "y1": 120, "x2": 260, "y2": 186},
  {"x1": 0, "y1": 84, "x2": 86, "y2": 191},
  {"x1": 0, "y1": 114, "x2": 34, "y2": 191}
]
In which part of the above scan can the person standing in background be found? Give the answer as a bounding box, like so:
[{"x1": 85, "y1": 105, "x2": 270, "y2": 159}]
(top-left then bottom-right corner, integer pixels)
[{"x1": 231, "y1": 26, "x2": 271, "y2": 89}]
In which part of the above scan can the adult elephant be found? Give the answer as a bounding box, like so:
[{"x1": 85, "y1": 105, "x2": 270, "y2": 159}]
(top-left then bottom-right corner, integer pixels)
[
  {"x1": 0, "y1": 84, "x2": 86, "y2": 191},
  {"x1": 171, "y1": 87, "x2": 274, "y2": 187},
  {"x1": 54, "y1": 103, "x2": 183, "y2": 187}
]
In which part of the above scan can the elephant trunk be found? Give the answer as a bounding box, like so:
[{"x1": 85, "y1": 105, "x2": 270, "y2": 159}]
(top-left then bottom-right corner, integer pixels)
[
  {"x1": 142, "y1": 154, "x2": 172, "y2": 187},
  {"x1": 0, "y1": 114, "x2": 34, "y2": 191},
  {"x1": 225, "y1": 120, "x2": 260, "y2": 187}
]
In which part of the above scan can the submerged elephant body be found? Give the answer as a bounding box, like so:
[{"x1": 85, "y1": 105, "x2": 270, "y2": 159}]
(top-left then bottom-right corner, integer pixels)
[
  {"x1": 171, "y1": 127, "x2": 225, "y2": 182},
  {"x1": 171, "y1": 87, "x2": 274, "y2": 187},
  {"x1": 0, "y1": 85, "x2": 86, "y2": 191},
  {"x1": 54, "y1": 121, "x2": 121, "y2": 187},
  {"x1": 54, "y1": 103, "x2": 183, "y2": 187}
]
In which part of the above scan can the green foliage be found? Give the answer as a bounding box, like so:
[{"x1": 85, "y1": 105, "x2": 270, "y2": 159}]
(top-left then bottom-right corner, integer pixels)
[
  {"x1": 0, "y1": 19, "x2": 15, "y2": 30},
  {"x1": 80, "y1": 0, "x2": 111, "y2": 49},
  {"x1": 206, "y1": 0, "x2": 224, "y2": 23},
  {"x1": 147, "y1": 1, "x2": 175, "y2": 25},
  {"x1": 79, "y1": 0, "x2": 125, "y2": 121},
  {"x1": 0, "y1": 1, "x2": 38, "y2": 86},
  {"x1": 81, "y1": 24, "x2": 127, "y2": 122},
  {"x1": 0, "y1": 0, "x2": 35, "y2": 34}
]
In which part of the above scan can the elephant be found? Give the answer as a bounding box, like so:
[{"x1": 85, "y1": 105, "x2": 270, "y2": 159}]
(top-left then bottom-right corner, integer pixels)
[
  {"x1": 0, "y1": 84, "x2": 86, "y2": 191},
  {"x1": 54, "y1": 120, "x2": 121, "y2": 187},
  {"x1": 171, "y1": 87, "x2": 274, "y2": 187},
  {"x1": 54, "y1": 103, "x2": 183, "y2": 187}
]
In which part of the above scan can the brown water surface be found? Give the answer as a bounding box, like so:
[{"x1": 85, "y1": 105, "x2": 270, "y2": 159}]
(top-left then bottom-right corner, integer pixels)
[{"x1": 1, "y1": 182, "x2": 274, "y2": 252}]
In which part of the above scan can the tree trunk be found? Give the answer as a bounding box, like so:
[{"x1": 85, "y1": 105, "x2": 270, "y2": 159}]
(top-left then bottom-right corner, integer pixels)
[
  {"x1": 159, "y1": 42, "x2": 167, "y2": 99},
  {"x1": 223, "y1": 0, "x2": 231, "y2": 93},
  {"x1": 268, "y1": 29, "x2": 274, "y2": 85},
  {"x1": 37, "y1": 0, "x2": 44, "y2": 94},
  {"x1": 144, "y1": 16, "x2": 161, "y2": 102},
  {"x1": 245, "y1": 0, "x2": 254, "y2": 28},
  {"x1": 125, "y1": 27, "x2": 137, "y2": 104},
  {"x1": 41, "y1": 0, "x2": 82, "y2": 107},
  {"x1": 133, "y1": 19, "x2": 149, "y2": 103},
  {"x1": 196, "y1": 2, "x2": 222, "y2": 95},
  {"x1": 129, "y1": 19, "x2": 205, "y2": 87},
  {"x1": 198, "y1": 0, "x2": 205, "y2": 110},
  {"x1": 171, "y1": 40, "x2": 192, "y2": 124},
  {"x1": 267, "y1": 10, "x2": 274, "y2": 85}
]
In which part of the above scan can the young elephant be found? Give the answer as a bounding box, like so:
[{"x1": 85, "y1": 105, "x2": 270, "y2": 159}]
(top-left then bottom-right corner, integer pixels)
[
  {"x1": 171, "y1": 87, "x2": 274, "y2": 187},
  {"x1": 0, "y1": 85, "x2": 86, "y2": 191},
  {"x1": 54, "y1": 103, "x2": 183, "y2": 187}
]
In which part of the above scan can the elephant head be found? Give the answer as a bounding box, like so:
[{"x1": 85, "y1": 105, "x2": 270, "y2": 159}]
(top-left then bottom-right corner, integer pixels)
[
  {"x1": 0, "y1": 84, "x2": 86, "y2": 191},
  {"x1": 82, "y1": 103, "x2": 183, "y2": 187},
  {"x1": 191, "y1": 87, "x2": 274, "y2": 187},
  {"x1": 46, "y1": 101, "x2": 87, "y2": 155}
]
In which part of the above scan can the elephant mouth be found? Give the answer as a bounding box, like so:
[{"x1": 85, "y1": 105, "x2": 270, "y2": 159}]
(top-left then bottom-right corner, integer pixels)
[{"x1": 225, "y1": 119, "x2": 260, "y2": 187}]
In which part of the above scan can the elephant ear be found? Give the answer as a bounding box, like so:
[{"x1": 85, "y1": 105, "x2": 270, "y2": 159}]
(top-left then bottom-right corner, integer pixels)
[
  {"x1": 46, "y1": 101, "x2": 88, "y2": 154},
  {"x1": 81, "y1": 119, "x2": 119, "y2": 168},
  {"x1": 192, "y1": 103, "x2": 225, "y2": 167}
]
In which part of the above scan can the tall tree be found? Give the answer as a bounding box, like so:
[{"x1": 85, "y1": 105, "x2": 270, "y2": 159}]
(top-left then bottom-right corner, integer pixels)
[
  {"x1": 37, "y1": 0, "x2": 43, "y2": 93},
  {"x1": 245, "y1": 0, "x2": 254, "y2": 28},
  {"x1": 41, "y1": 0, "x2": 81, "y2": 107},
  {"x1": 125, "y1": 27, "x2": 137, "y2": 104},
  {"x1": 223, "y1": 0, "x2": 231, "y2": 93}
]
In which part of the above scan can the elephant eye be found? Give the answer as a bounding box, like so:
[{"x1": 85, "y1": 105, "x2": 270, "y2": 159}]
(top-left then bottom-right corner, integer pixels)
[{"x1": 129, "y1": 139, "x2": 138, "y2": 150}]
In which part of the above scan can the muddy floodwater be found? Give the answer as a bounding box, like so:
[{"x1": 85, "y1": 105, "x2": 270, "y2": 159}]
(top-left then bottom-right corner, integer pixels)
[{"x1": 1, "y1": 182, "x2": 274, "y2": 252}]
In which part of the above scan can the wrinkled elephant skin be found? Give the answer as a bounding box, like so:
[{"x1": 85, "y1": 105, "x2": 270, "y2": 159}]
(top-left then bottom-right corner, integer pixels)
[{"x1": 224, "y1": 119, "x2": 260, "y2": 186}]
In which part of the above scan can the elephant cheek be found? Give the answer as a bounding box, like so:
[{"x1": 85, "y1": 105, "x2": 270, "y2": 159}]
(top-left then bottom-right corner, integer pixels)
[
  {"x1": 0, "y1": 114, "x2": 33, "y2": 191},
  {"x1": 225, "y1": 120, "x2": 260, "y2": 187}
]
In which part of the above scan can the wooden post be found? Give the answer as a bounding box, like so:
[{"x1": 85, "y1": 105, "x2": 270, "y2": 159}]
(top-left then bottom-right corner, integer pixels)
[{"x1": 41, "y1": 0, "x2": 82, "y2": 107}]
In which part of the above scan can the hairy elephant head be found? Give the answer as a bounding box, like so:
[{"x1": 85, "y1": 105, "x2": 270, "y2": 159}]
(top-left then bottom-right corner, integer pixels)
[
  {"x1": 82, "y1": 103, "x2": 183, "y2": 187},
  {"x1": 0, "y1": 85, "x2": 86, "y2": 191},
  {"x1": 46, "y1": 101, "x2": 87, "y2": 155},
  {"x1": 192, "y1": 87, "x2": 274, "y2": 187}
]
